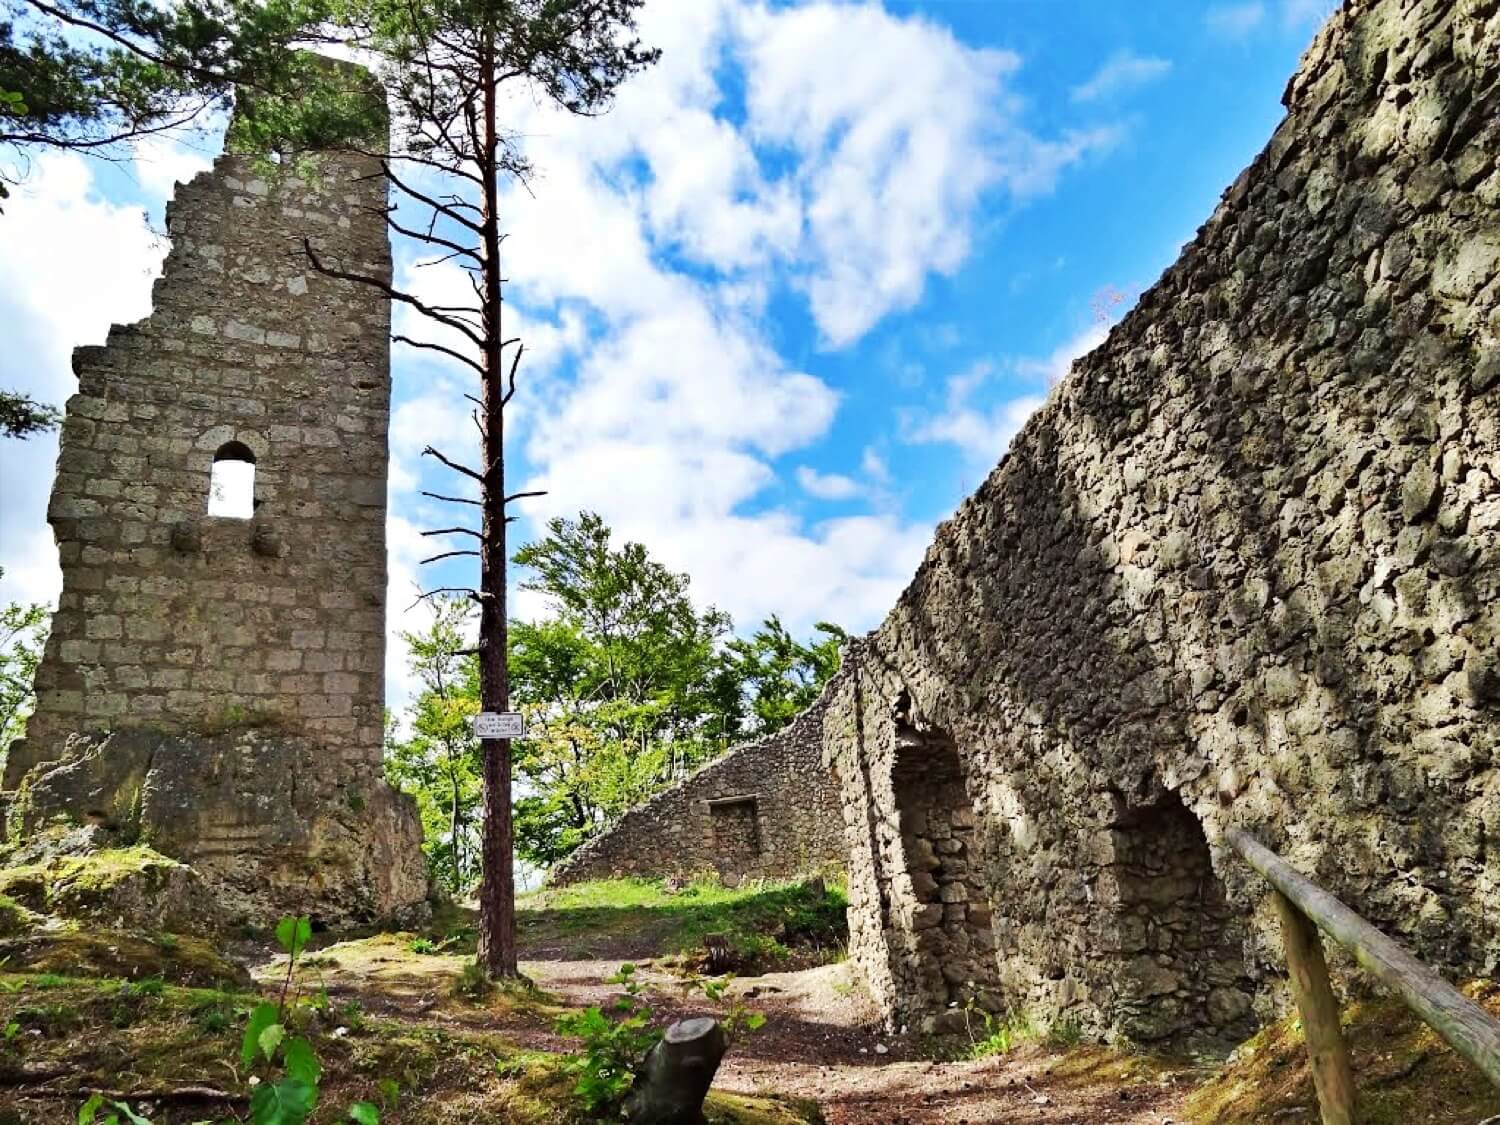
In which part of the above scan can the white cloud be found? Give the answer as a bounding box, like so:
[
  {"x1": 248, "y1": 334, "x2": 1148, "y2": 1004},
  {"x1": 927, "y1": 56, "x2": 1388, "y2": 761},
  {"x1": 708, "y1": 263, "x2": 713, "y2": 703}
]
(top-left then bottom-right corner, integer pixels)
[
  {"x1": 2, "y1": 0, "x2": 1124, "y2": 701},
  {"x1": 0, "y1": 153, "x2": 167, "y2": 612},
  {"x1": 1015, "y1": 322, "x2": 1111, "y2": 387},
  {"x1": 861, "y1": 446, "x2": 892, "y2": 485},
  {"x1": 130, "y1": 133, "x2": 216, "y2": 199},
  {"x1": 1280, "y1": 0, "x2": 1336, "y2": 28},
  {"x1": 1205, "y1": 3, "x2": 1267, "y2": 38},
  {"x1": 905, "y1": 360, "x2": 1043, "y2": 469},
  {"x1": 1070, "y1": 51, "x2": 1173, "y2": 104},
  {"x1": 797, "y1": 466, "x2": 860, "y2": 501},
  {"x1": 733, "y1": 2, "x2": 1116, "y2": 346}
]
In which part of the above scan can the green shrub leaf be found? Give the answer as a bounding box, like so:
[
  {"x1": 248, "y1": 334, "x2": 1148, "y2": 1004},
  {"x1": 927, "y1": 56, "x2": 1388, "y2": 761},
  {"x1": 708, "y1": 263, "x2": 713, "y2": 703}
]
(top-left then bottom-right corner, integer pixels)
[
  {"x1": 284, "y1": 1036, "x2": 321, "y2": 1086},
  {"x1": 258, "y1": 1022, "x2": 285, "y2": 1061},
  {"x1": 347, "y1": 1102, "x2": 380, "y2": 1124},
  {"x1": 275, "y1": 916, "x2": 313, "y2": 958},
  {"x1": 249, "y1": 1077, "x2": 318, "y2": 1125},
  {"x1": 242, "y1": 1003, "x2": 280, "y2": 1067}
]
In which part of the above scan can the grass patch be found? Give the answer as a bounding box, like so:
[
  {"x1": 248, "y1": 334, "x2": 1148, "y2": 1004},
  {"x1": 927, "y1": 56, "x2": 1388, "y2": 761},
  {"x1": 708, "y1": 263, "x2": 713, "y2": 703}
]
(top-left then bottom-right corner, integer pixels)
[
  {"x1": 1185, "y1": 979, "x2": 1500, "y2": 1124},
  {"x1": 515, "y1": 875, "x2": 848, "y2": 967}
]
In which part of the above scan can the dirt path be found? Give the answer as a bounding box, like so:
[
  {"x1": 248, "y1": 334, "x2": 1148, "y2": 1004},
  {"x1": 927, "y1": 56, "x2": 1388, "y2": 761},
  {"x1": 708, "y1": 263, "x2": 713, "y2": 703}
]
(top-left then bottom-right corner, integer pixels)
[
  {"x1": 274, "y1": 940, "x2": 1198, "y2": 1124},
  {"x1": 532, "y1": 958, "x2": 1196, "y2": 1125}
]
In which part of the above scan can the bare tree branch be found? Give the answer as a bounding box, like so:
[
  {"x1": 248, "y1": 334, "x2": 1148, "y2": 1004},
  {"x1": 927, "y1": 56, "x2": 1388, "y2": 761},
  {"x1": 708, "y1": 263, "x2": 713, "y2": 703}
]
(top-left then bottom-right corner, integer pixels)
[
  {"x1": 422, "y1": 446, "x2": 483, "y2": 481},
  {"x1": 422, "y1": 490, "x2": 481, "y2": 506}
]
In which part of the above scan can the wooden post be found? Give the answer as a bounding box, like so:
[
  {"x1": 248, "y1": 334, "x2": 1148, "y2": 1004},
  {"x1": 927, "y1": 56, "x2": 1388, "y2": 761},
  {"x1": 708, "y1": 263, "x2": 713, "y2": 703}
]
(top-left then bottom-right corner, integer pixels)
[
  {"x1": 1273, "y1": 890, "x2": 1358, "y2": 1125},
  {"x1": 1227, "y1": 828, "x2": 1500, "y2": 1089}
]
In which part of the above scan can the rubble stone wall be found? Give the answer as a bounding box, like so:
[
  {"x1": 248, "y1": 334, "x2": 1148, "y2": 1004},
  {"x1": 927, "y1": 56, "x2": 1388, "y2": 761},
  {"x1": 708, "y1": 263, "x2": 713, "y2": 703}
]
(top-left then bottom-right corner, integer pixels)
[
  {"x1": 550, "y1": 698, "x2": 844, "y2": 886},
  {"x1": 826, "y1": 0, "x2": 1500, "y2": 1044},
  {"x1": 4, "y1": 81, "x2": 428, "y2": 924}
]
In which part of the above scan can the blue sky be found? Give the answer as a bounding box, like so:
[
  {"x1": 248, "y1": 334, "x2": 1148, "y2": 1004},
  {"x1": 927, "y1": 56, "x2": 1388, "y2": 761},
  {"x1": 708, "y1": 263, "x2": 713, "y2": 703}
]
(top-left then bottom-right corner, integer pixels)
[{"x1": 0, "y1": 0, "x2": 1331, "y2": 710}]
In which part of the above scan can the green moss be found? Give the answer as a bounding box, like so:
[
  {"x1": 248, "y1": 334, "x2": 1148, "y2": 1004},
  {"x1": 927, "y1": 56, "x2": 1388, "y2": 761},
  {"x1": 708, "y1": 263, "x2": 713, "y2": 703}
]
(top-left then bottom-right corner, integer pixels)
[
  {"x1": 0, "y1": 846, "x2": 187, "y2": 909},
  {"x1": 1185, "y1": 980, "x2": 1500, "y2": 1124},
  {"x1": 705, "y1": 1090, "x2": 826, "y2": 1124},
  {"x1": 0, "y1": 894, "x2": 35, "y2": 937},
  {"x1": 0, "y1": 929, "x2": 252, "y2": 989},
  {"x1": 0, "y1": 976, "x2": 822, "y2": 1124}
]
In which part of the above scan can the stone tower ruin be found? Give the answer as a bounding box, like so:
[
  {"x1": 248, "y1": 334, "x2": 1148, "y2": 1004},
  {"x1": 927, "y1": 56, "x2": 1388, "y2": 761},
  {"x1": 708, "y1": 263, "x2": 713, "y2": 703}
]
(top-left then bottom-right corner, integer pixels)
[{"x1": 2, "y1": 75, "x2": 428, "y2": 925}]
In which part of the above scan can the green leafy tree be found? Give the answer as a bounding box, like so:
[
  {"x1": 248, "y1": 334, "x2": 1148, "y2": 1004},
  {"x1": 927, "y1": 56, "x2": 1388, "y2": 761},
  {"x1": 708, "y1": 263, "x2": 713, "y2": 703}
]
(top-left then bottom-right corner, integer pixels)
[
  {"x1": 385, "y1": 516, "x2": 845, "y2": 872},
  {"x1": 727, "y1": 616, "x2": 845, "y2": 736},
  {"x1": 1, "y1": 0, "x2": 357, "y2": 192},
  {"x1": 509, "y1": 513, "x2": 747, "y2": 865},
  {"x1": 384, "y1": 597, "x2": 482, "y2": 894},
  {"x1": 0, "y1": 571, "x2": 49, "y2": 768}
]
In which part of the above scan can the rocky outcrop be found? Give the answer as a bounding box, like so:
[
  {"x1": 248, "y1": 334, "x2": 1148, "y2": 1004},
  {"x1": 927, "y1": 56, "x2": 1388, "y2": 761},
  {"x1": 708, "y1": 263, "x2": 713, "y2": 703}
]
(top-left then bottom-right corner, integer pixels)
[
  {"x1": 550, "y1": 698, "x2": 844, "y2": 887},
  {"x1": 826, "y1": 0, "x2": 1500, "y2": 1045},
  {"x1": 8, "y1": 731, "x2": 427, "y2": 927}
]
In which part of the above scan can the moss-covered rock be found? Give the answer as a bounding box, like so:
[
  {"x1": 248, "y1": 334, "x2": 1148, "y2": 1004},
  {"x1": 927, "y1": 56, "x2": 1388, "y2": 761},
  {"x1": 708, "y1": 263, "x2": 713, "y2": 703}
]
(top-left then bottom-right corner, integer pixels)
[
  {"x1": 0, "y1": 893, "x2": 37, "y2": 937},
  {"x1": 0, "y1": 845, "x2": 224, "y2": 934},
  {"x1": 0, "y1": 929, "x2": 252, "y2": 989}
]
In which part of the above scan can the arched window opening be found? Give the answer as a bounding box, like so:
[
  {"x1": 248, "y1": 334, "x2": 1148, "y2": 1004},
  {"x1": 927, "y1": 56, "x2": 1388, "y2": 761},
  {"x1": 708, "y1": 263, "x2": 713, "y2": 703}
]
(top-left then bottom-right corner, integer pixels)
[{"x1": 208, "y1": 441, "x2": 257, "y2": 518}]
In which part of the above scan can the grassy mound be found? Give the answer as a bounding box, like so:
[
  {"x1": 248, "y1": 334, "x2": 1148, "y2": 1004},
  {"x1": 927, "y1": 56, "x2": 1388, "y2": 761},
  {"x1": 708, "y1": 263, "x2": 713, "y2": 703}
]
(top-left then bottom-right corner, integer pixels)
[
  {"x1": 514, "y1": 876, "x2": 848, "y2": 969},
  {"x1": 0, "y1": 893, "x2": 37, "y2": 937},
  {"x1": 1185, "y1": 979, "x2": 1500, "y2": 1124},
  {"x1": 0, "y1": 846, "x2": 222, "y2": 934}
]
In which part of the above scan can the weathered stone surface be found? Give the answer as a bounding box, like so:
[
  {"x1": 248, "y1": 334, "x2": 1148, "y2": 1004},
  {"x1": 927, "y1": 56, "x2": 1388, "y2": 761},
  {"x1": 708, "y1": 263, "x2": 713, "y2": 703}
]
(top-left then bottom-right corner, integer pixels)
[
  {"x1": 0, "y1": 842, "x2": 224, "y2": 935},
  {"x1": 10, "y1": 730, "x2": 427, "y2": 927},
  {"x1": 824, "y1": 0, "x2": 1500, "y2": 1047},
  {"x1": 3, "y1": 67, "x2": 427, "y2": 926},
  {"x1": 550, "y1": 699, "x2": 843, "y2": 886}
]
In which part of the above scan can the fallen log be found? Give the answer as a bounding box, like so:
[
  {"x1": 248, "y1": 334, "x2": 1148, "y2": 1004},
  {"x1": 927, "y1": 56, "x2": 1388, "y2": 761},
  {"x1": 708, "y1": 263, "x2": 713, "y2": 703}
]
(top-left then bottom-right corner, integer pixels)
[{"x1": 624, "y1": 1017, "x2": 727, "y2": 1125}]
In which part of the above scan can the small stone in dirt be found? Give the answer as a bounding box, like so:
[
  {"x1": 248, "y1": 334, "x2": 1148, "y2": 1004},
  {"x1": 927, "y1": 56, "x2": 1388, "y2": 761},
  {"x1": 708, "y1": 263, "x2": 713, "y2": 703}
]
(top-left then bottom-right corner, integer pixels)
[{"x1": 875, "y1": 1043, "x2": 888, "y2": 1054}]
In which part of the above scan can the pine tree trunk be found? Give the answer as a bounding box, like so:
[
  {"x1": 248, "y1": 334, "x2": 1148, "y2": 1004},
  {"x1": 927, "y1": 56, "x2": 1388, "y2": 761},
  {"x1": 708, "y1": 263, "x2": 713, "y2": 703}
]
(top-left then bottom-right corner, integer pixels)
[{"x1": 475, "y1": 29, "x2": 518, "y2": 979}]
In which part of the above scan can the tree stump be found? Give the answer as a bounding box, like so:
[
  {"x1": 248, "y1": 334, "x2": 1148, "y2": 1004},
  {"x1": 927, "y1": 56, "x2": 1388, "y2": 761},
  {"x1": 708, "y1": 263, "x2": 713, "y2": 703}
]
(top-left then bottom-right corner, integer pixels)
[{"x1": 623, "y1": 1017, "x2": 727, "y2": 1125}]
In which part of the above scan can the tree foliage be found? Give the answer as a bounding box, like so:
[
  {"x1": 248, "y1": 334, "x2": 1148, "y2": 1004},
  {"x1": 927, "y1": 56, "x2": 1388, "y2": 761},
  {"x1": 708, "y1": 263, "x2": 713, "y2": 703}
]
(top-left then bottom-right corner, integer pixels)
[
  {"x1": 0, "y1": 569, "x2": 49, "y2": 767},
  {"x1": 726, "y1": 616, "x2": 846, "y2": 735},
  {"x1": 1, "y1": 0, "x2": 344, "y2": 177},
  {"x1": 384, "y1": 514, "x2": 846, "y2": 879},
  {"x1": 0, "y1": 388, "x2": 59, "y2": 437},
  {"x1": 382, "y1": 597, "x2": 481, "y2": 895}
]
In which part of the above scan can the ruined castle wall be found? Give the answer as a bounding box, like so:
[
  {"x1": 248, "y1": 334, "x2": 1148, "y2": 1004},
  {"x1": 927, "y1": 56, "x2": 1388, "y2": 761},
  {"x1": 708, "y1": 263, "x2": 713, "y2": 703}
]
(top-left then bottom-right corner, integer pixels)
[
  {"x1": 9, "y1": 148, "x2": 392, "y2": 785},
  {"x1": 827, "y1": 0, "x2": 1500, "y2": 1044},
  {"x1": 3, "y1": 88, "x2": 429, "y2": 924},
  {"x1": 550, "y1": 699, "x2": 844, "y2": 886}
]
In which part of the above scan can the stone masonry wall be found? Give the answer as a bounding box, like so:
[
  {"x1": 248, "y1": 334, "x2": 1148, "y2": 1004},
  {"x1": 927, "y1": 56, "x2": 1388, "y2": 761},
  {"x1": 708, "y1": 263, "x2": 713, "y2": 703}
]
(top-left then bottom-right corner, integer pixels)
[
  {"x1": 9, "y1": 147, "x2": 391, "y2": 773},
  {"x1": 550, "y1": 697, "x2": 844, "y2": 886},
  {"x1": 3, "y1": 83, "x2": 428, "y2": 925},
  {"x1": 826, "y1": 0, "x2": 1500, "y2": 1045}
]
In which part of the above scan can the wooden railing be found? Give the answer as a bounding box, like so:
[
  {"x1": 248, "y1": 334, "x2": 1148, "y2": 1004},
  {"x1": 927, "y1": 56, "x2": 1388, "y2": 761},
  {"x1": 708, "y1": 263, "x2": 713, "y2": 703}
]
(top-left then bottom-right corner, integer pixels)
[{"x1": 1225, "y1": 829, "x2": 1500, "y2": 1125}]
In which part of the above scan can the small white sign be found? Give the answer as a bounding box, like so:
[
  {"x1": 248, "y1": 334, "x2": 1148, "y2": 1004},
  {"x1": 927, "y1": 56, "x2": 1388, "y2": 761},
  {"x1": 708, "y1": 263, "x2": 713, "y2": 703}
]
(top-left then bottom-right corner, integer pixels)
[{"x1": 473, "y1": 711, "x2": 526, "y2": 739}]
